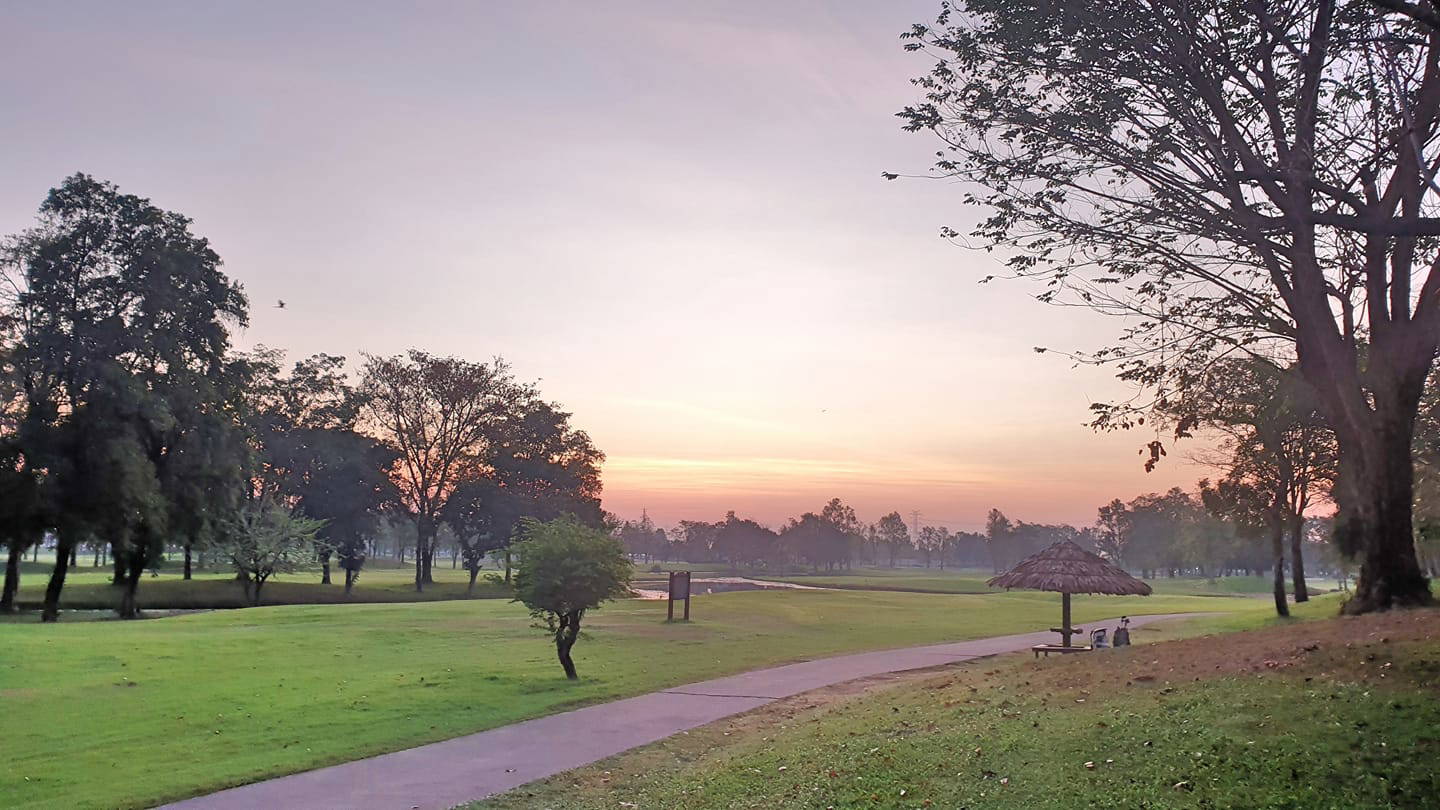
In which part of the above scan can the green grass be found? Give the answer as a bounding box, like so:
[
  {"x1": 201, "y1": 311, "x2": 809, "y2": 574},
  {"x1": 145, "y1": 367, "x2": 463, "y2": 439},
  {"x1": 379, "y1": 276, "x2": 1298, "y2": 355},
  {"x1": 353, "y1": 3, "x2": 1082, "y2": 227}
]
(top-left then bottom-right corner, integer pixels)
[
  {"x1": 8, "y1": 561, "x2": 511, "y2": 612},
  {"x1": 760, "y1": 567, "x2": 1327, "y2": 599},
  {"x1": 483, "y1": 604, "x2": 1440, "y2": 810},
  {"x1": 0, "y1": 588, "x2": 1254, "y2": 809},
  {"x1": 760, "y1": 567, "x2": 1001, "y2": 594}
]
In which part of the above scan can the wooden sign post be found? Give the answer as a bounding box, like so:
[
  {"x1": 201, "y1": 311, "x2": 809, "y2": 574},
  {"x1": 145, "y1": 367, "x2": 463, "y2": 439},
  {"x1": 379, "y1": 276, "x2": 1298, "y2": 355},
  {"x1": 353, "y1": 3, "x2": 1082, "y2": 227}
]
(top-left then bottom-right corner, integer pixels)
[{"x1": 667, "y1": 570, "x2": 691, "y2": 622}]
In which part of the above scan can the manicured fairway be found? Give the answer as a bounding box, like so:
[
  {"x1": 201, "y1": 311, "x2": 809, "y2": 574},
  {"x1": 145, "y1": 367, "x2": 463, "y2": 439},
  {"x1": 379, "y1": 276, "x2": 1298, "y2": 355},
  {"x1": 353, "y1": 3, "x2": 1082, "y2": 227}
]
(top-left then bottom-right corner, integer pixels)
[
  {"x1": 760, "y1": 566, "x2": 1326, "y2": 598},
  {"x1": 0, "y1": 588, "x2": 1256, "y2": 809},
  {"x1": 7, "y1": 560, "x2": 510, "y2": 613},
  {"x1": 760, "y1": 567, "x2": 1001, "y2": 594}
]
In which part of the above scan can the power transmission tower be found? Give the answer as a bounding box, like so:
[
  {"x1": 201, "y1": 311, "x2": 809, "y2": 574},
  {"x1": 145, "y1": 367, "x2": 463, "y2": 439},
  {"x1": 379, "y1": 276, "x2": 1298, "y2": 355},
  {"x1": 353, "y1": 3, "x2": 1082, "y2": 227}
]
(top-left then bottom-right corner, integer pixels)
[{"x1": 910, "y1": 510, "x2": 922, "y2": 539}]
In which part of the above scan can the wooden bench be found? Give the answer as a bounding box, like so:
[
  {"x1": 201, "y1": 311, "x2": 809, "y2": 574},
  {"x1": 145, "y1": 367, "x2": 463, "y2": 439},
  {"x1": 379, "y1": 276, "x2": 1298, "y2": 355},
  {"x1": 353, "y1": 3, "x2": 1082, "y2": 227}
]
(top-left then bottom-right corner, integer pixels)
[{"x1": 1032, "y1": 644, "x2": 1093, "y2": 658}]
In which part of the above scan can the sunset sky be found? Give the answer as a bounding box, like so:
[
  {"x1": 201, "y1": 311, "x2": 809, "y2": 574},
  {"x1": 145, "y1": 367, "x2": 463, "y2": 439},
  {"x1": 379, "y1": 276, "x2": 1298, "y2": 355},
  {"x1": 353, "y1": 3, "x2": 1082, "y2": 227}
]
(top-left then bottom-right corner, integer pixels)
[{"x1": 1, "y1": 1, "x2": 1198, "y2": 531}]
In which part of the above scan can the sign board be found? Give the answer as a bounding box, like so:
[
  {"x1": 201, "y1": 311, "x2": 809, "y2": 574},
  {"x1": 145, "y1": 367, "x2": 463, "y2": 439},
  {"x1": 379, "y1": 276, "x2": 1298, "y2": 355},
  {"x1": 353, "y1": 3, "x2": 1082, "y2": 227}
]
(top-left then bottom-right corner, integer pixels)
[
  {"x1": 667, "y1": 571, "x2": 692, "y2": 621},
  {"x1": 668, "y1": 570, "x2": 691, "y2": 600}
]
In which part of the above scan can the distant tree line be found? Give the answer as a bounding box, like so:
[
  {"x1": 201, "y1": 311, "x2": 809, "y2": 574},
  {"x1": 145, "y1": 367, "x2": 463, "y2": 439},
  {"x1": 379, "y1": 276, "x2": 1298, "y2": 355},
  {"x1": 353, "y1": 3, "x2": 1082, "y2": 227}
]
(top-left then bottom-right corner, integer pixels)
[
  {"x1": 0, "y1": 174, "x2": 605, "y2": 619},
  {"x1": 615, "y1": 498, "x2": 988, "y2": 573}
]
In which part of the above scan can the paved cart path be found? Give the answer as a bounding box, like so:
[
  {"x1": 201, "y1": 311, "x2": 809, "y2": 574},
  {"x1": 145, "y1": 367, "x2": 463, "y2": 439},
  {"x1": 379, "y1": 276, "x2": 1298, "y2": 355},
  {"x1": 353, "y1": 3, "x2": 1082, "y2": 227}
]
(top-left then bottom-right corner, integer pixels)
[{"x1": 159, "y1": 613, "x2": 1199, "y2": 810}]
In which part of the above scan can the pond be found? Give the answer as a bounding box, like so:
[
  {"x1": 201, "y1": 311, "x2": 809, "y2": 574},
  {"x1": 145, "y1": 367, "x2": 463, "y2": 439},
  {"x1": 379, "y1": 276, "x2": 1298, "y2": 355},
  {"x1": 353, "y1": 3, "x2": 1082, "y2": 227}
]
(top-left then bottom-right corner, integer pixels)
[
  {"x1": 0, "y1": 608, "x2": 209, "y2": 623},
  {"x1": 629, "y1": 576, "x2": 824, "y2": 600}
]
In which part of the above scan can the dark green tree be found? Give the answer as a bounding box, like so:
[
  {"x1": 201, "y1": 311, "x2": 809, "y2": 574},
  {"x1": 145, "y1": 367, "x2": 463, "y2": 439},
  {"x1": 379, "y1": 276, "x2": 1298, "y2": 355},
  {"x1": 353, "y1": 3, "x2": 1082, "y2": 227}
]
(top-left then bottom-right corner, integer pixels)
[
  {"x1": 245, "y1": 352, "x2": 399, "y2": 589},
  {"x1": 511, "y1": 515, "x2": 632, "y2": 680},
  {"x1": 484, "y1": 395, "x2": 605, "y2": 579},
  {"x1": 441, "y1": 478, "x2": 520, "y2": 592},
  {"x1": 781, "y1": 512, "x2": 850, "y2": 572},
  {"x1": 0, "y1": 431, "x2": 46, "y2": 613},
  {"x1": 2, "y1": 174, "x2": 247, "y2": 620},
  {"x1": 710, "y1": 511, "x2": 778, "y2": 571},
  {"x1": 160, "y1": 366, "x2": 252, "y2": 581}
]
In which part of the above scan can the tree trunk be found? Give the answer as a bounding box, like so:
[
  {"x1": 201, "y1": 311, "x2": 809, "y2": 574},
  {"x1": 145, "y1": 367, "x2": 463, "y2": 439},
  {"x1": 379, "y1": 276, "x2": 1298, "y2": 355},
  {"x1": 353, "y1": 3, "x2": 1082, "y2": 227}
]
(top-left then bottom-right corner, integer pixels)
[
  {"x1": 504, "y1": 548, "x2": 512, "y2": 585},
  {"x1": 1, "y1": 540, "x2": 22, "y2": 613},
  {"x1": 1269, "y1": 518, "x2": 1289, "y2": 618},
  {"x1": 111, "y1": 550, "x2": 124, "y2": 585},
  {"x1": 320, "y1": 558, "x2": 331, "y2": 585},
  {"x1": 1288, "y1": 515, "x2": 1308, "y2": 603},
  {"x1": 556, "y1": 611, "x2": 581, "y2": 680},
  {"x1": 1332, "y1": 402, "x2": 1434, "y2": 614},
  {"x1": 183, "y1": 542, "x2": 193, "y2": 580},
  {"x1": 42, "y1": 536, "x2": 76, "y2": 622},
  {"x1": 118, "y1": 557, "x2": 143, "y2": 619},
  {"x1": 467, "y1": 567, "x2": 479, "y2": 594},
  {"x1": 344, "y1": 568, "x2": 355, "y2": 595}
]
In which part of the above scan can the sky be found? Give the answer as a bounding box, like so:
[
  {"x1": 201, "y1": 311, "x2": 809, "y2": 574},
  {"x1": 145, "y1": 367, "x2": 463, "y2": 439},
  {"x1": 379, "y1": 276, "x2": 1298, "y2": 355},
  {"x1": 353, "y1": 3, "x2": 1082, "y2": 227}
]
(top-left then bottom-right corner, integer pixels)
[{"x1": 0, "y1": 1, "x2": 1200, "y2": 532}]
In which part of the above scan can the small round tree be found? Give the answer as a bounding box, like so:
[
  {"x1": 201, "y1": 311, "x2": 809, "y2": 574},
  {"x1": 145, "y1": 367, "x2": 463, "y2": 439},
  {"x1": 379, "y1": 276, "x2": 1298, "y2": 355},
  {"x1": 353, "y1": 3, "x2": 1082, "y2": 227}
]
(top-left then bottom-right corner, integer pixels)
[{"x1": 511, "y1": 515, "x2": 632, "y2": 680}]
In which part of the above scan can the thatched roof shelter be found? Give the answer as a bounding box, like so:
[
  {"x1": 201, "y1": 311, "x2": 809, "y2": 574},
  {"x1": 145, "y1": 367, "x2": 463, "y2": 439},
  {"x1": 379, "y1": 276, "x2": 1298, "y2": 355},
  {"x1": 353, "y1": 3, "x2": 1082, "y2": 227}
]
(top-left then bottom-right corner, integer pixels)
[
  {"x1": 988, "y1": 540, "x2": 1151, "y2": 648},
  {"x1": 987, "y1": 540, "x2": 1152, "y2": 596}
]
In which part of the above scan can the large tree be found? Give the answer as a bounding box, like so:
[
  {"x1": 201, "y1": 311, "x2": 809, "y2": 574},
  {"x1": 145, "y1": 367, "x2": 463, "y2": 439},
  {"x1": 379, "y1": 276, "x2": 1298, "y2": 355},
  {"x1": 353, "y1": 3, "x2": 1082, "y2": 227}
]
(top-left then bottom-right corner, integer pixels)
[
  {"x1": 711, "y1": 511, "x2": 778, "y2": 570},
  {"x1": 781, "y1": 512, "x2": 851, "y2": 572},
  {"x1": 983, "y1": 508, "x2": 1012, "y2": 573},
  {"x1": 482, "y1": 395, "x2": 605, "y2": 579},
  {"x1": 246, "y1": 352, "x2": 399, "y2": 588},
  {"x1": 0, "y1": 352, "x2": 46, "y2": 612},
  {"x1": 897, "y1": 1, "x2": 1439, "y2": 612},
  {"x1": 441, "y1": 477, "x2": 521, "y2": 591},
  {"x1": 876, "y1": 511, "x2": 912, "y2": 568},
  {"x1": 1, "y1": 174, "x2": 247, "y2": 620},
  {"x1": 161, "y1": 366, "x2": 252, "y2": 581},
  {"x1": 358, "y1": 351, "x2": 528, "y2": 590}
]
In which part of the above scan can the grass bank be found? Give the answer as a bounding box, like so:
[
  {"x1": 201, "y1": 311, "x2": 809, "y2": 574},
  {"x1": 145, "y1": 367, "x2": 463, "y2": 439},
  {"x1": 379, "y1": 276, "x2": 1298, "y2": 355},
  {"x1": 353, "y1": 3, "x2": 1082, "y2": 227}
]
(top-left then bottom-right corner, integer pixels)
[
  {"x1": 482, "y1": 598, "x2": 1437, "y2": 810},
  {"x1": 0, "y1": 588, "x2": 1254, "y2": 809}
]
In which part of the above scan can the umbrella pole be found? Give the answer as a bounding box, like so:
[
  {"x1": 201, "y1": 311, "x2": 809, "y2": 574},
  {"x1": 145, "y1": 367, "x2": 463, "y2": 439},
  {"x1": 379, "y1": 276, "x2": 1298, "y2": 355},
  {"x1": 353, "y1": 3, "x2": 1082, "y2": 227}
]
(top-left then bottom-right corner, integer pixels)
[{"x1": 1062, "y1": 591, "x2": 1072, "y2": 647}]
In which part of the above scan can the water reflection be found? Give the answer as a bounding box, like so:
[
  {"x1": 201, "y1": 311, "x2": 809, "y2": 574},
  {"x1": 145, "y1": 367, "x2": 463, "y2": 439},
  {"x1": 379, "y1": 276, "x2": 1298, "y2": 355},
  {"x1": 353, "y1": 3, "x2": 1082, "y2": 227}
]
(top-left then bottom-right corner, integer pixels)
[{"x1": 629, "y1": 577, "x2": 823, "y2": 600}]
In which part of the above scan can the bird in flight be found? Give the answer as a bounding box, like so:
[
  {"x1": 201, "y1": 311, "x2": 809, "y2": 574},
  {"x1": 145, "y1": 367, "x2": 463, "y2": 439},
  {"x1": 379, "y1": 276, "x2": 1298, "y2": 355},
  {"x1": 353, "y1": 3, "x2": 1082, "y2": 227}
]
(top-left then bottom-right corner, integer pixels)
[{"x1": 275, "y1": 300, "x2": 287, "y2": 309}]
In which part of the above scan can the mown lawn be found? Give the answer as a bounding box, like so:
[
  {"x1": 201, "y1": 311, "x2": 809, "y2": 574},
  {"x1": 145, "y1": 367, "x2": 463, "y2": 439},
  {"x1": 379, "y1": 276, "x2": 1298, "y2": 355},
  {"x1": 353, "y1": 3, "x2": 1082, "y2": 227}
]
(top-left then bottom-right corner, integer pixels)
[
  {"x1": 0, "y1": 588, "x2": 1254, "y2": 809},
  {"x1": 760, "y1": 566, "x2": 1331, "y2": 599},
  {"x1": 760, "y1": 567, "x2": 1001, "y2": 594},
  {"x1": 7, "y1": 560, "x2": 510, "y2": 613},
  {"x1": 484, "y1": 599, "x2": 1439, "y2": 810}
]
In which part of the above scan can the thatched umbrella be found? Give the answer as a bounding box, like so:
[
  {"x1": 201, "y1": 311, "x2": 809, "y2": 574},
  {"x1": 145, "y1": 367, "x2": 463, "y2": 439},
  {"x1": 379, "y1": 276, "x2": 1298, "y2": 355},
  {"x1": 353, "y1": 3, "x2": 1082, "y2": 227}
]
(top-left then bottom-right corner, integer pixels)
[{"x1": 987, "y1": 540, "x2": 1152, "y2": 647}]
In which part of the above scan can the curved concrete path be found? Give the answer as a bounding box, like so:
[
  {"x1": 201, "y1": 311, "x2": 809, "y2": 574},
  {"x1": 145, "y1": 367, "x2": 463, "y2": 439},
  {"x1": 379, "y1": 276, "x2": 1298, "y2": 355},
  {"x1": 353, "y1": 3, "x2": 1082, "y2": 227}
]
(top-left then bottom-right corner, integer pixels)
[{"x1": 158, "y1": 613, "x2": 1195, "y2": 810}]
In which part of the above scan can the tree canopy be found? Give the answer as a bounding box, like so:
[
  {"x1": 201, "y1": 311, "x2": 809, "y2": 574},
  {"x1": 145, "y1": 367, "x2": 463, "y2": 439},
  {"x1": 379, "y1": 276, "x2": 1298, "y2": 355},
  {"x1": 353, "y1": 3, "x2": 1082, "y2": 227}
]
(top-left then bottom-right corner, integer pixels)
[
  {"x1": 511, "y1": 515, "x2": 632, "y2": 680},
  {"x1": 896, "y1": 0, "x2": 1440, "y2": 611}
]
